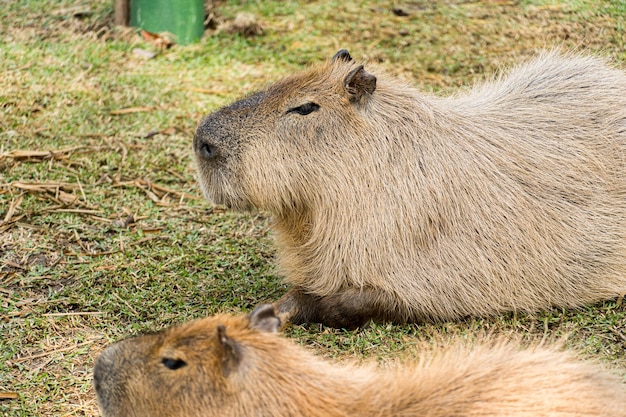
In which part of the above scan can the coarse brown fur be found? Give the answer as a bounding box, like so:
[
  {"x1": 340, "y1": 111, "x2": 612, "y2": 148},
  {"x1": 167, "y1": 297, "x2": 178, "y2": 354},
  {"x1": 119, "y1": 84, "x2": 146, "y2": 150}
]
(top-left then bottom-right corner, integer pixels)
[
  {"x1": 194, "y1": 50, "x2": 626, "y2": 328},
  {"x1": 94, "y1": 305, "x2": 626, "y2": 417}
]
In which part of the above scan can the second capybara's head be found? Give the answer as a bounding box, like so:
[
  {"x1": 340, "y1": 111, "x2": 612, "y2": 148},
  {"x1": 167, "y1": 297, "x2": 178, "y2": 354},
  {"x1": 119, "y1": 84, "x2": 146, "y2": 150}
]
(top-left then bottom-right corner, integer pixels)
[
  {"x1": 93, "y1": 305, "x2": 281, "y2": 417},
  {"x1": 193, "y1": 50, "x2": 378, "y2": 213}
]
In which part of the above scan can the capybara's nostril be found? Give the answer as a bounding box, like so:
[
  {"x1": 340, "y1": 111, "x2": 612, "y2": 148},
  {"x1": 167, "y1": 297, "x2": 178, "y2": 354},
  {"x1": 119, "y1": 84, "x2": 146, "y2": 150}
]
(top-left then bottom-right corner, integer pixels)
[{"x1": 199, "y1": 142, "x2": 220, "y2": 161}]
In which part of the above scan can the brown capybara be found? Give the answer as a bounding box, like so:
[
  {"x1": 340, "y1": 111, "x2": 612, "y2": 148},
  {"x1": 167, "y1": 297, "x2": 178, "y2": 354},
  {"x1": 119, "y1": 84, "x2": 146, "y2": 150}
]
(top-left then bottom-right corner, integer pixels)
[
  {"x1": 193, "y1": 50, "x2": 626, "y2": 329},
  {"x1": 94, "y1": 304, "x2": 626, "y2": 417}
]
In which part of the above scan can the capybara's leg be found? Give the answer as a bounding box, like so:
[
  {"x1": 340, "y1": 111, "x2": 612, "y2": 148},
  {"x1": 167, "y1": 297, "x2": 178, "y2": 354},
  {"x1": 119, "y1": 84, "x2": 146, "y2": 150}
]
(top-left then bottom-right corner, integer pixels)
[{"x1": 274, "y1": 287, "x2": 401, "y2": 329}]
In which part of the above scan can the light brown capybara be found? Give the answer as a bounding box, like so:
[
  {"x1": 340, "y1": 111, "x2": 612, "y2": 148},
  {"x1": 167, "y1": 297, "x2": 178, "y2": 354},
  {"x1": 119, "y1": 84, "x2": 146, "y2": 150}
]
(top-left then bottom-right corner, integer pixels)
[
  {"x1": 94, "y1": 304, "x2": 626, "y2": 417},
  {"x1": 193, "y1": 50, "x2": 626, "y2": 329}
]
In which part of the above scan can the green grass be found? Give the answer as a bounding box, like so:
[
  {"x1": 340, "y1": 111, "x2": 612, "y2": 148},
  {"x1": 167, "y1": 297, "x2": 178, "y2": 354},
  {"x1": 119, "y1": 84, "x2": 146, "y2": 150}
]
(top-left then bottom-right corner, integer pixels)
[{"x1": 1, "y1": 0, "x2": 625, "y2": 415}]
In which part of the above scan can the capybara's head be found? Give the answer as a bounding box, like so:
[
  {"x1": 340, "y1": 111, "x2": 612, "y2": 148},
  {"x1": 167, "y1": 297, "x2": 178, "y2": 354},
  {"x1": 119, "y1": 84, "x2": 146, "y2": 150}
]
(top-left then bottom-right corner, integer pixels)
[
  {"x1": 193, "y1": 50, "x2": 378, "y2": 212},
  {"x1": 93, "y1": 305, "x2": 281, "y2": 417}
]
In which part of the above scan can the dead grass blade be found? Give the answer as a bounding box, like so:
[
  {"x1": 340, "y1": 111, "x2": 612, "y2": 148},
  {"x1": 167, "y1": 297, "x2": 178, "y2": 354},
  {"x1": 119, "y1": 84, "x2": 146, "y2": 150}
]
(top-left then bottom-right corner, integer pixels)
[
  {"x1": 10, "y1": 181, "x2": 78, "y2": 192},
  {"x1": 0, "y1": 214, "x2": 28, "y2": 234},
  {"x1": 42, "y1": 312, "x2": 105, "y2": 317},
  {"x1": 188, "y1": 87, "x2": 230, "y2": 96},
  {"x1": 111, "y1": 292, "x2": 139, "y2": 316},
  {"x1": 51, "y1": 5, "x2": 92, "y2": 17},
  {"x1": 8, "y1": 181, "x2": 97, "y2": 208},
  {"x1": 112, "y1": 178, "x2": 202, "y2": 206},
  {"x1": 2, "y1": 194, "x2": 24, "y2": 224},
  {"x1": 3, "y1": 150, "x2": 51, "y2": 159},
  {"x1": 13, "y1": 339, "x2": 102, "y2": 364},
  {"x1": 64, "y1": 249, "x2": 119, "y2": 257},
  {"x1": 0, "y1": 392, "x2": 19, "y2": 400},
  {"x1": 110, "y1": 106, "x2": 155, "y2": 115},
  {"x1": 0, "y1": 146, "x2": 89, "y2": 163},
  {"x1": 40, "y1": 208, "x2": 104, "y2": 215}
]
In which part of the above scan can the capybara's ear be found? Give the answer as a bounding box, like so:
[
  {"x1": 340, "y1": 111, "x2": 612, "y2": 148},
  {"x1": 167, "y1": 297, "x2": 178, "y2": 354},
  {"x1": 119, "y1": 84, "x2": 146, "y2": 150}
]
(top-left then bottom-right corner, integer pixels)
[
  {"x1": 216, "y1": 324, "x2": 241, "y2": 376},
  {"x1": 248, "y1": 304, "x2": 281, "y2": 333},
  {"x1": 344, "y1": 65, "x2": 377, "y2": 104},
  {"x1": 332, "y1": 49, "x2": 353, "y2": 63}
]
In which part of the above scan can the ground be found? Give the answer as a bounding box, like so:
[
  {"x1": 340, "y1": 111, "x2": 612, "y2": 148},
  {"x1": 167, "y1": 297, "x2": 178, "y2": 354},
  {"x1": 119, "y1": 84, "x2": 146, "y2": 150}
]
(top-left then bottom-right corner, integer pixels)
[{"x1": 1, "y1": 0, "x2": 625, "y2": 416}]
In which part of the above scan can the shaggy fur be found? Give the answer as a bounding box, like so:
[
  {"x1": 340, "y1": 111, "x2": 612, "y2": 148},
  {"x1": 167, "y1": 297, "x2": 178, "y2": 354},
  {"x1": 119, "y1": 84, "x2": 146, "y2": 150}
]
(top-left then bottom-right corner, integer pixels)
[
  {"x1": 194, "y1": 50, "x2": 626, "y2": 328},
  {"x1": 94, "y1": 305, "x2": 626, "y2": 417}
]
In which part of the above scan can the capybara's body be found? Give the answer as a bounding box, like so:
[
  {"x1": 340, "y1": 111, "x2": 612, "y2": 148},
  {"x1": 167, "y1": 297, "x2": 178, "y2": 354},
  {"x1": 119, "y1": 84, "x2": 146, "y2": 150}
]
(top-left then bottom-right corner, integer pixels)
[
  {"x1": 194, "y1": 50, "x2": 626, "y2": 328},
  {"x1": 94, "y1": 305, "x2": 626, "y2": 417}
]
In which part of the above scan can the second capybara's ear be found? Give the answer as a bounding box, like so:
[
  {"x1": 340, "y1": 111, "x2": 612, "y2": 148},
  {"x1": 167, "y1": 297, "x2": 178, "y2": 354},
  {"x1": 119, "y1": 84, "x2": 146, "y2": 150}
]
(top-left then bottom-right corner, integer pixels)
[
  {"x1": 344, "y1": 65, "x2": 377, "y2": 104},
  {"x1": 248, "y1": 304, "x2": 281, "y2": 333},
  {"x1": 332, "y1": 49, "x2": 353, "y2": 63},
  {"x1": 216, "y1": 325, "x2": 241, "y2": 376}
]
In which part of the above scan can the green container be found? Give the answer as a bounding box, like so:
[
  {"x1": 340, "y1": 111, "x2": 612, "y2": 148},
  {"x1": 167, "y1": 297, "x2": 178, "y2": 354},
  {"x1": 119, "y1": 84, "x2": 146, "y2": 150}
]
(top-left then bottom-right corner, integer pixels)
[{"x1": 130, "y1": 0, "x2": 204, "y2": 45}]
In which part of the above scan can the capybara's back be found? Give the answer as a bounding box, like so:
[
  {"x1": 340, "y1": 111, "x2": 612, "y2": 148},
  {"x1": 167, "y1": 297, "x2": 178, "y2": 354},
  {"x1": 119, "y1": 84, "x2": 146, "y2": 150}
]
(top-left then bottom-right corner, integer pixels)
[
  {"x1": 194, "y1": 50, "x2": 626, "y2": 328},
  {"x1": 94, "y1": 305, "x2": 626, "y2": 417}
]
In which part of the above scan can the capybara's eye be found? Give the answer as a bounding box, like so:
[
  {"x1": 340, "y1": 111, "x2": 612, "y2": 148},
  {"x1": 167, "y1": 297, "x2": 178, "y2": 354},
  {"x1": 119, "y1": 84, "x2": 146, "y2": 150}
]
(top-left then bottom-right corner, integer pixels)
[
  {"x1": 286, "y1": 102, "x2": 320, "y2": 116},
  {"x1": 162, "y1": 357, "x2": 187, "y2": 370}
]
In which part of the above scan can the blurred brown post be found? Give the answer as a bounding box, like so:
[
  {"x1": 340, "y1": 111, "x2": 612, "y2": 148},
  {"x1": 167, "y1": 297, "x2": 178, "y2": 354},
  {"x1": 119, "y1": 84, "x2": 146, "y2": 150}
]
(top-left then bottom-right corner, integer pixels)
[{"x1": 114, "y1": 0, "x2": 130, "y2": 26}]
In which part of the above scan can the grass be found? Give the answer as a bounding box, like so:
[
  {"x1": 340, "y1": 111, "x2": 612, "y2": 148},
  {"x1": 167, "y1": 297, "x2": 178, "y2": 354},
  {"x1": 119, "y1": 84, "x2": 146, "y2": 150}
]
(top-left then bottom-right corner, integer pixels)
[{"x1": 1, "y1": 0, "x2": 625, "y2": 415}]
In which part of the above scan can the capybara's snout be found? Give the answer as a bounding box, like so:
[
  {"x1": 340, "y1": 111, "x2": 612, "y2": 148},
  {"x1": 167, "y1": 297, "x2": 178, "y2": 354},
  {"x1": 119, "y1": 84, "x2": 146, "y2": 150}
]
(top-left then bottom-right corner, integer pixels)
[
  {"x1": 94, "y1": 345, "x2": 110, "y2": 389},
  {"x1": 93, "y1": 344, "x2": 118, "y2": 407},
  {"x1": 194, "y1": 90, "x2": 270, "y2": 169}
]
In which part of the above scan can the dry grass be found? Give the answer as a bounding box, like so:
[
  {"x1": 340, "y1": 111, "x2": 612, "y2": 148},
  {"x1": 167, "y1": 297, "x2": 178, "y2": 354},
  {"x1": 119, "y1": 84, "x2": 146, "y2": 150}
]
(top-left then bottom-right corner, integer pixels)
[{"x1": 1, "y1": 1, "x2": 625, "y2": 416}]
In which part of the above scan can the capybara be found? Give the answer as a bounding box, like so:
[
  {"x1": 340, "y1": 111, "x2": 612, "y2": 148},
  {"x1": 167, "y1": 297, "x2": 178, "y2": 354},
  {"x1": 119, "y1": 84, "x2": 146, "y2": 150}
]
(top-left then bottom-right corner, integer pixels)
[
  {"x1": 94, "y1": 304, "x2": 626, "y2": 417},
  {"x1": 193, "y1": 50, "x2": 626, "y2": 328}
]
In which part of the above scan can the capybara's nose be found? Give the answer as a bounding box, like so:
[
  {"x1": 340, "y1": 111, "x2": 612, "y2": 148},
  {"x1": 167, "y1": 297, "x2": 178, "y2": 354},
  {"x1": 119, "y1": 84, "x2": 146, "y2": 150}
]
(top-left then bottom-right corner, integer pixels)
[
  {"x1": 93, "y1": 344, "x2": 120, "y2": 394},
  {"x1": 93, "y1": 344, "x2": 123, "y2": 413},
  {"x1": 193, "y1": 126, "x2": 221, "y2": 162},
  {"x1": 197, "y1": 140, "x2": 220, "y2": 161}
]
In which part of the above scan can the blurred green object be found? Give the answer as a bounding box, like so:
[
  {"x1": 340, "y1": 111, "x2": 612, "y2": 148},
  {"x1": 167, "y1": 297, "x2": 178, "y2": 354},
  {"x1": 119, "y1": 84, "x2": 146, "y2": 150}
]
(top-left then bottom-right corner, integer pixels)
[{"x1": 130, "y1": 0, "x2": 204, "y2": 45}]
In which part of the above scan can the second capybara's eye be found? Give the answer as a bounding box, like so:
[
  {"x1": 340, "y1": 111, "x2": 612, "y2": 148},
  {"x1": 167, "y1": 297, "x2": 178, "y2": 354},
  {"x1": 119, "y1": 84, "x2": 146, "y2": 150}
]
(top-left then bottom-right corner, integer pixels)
[
  {"x1": 162, "y1": 357, "x2": 187, "y2": 370},
  {"x1": 286, "y1": 102, "x2": 320, "y2": 116}
]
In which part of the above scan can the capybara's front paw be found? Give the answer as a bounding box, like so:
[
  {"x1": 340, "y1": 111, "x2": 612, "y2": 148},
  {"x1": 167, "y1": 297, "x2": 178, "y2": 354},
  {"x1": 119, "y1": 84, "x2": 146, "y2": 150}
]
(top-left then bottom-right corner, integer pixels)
[
  {"x1": 272, "y1": 293, "x2": 296, "y2": 325},
  {"x1": 273, "y1": 287, "x2": 387, "y2": 329},
  {"x1": 273, "y1": 288, "x2": 318, "y2": 326}
]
